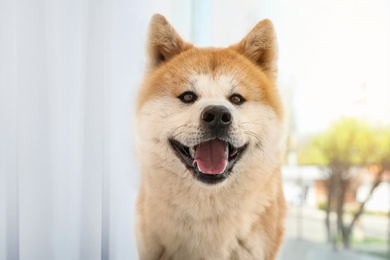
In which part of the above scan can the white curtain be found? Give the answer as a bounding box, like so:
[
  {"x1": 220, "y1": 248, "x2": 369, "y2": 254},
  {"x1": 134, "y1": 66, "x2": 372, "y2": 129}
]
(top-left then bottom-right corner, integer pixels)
[{"x1": 0, "y1": 0, "x2": 181, "y2": 259}]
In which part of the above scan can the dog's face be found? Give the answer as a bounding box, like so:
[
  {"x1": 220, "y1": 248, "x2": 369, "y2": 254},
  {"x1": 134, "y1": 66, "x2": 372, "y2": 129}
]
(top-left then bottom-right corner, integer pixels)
[{"x1": 135, "y1": 15, "x2": 284, "y2": 187}]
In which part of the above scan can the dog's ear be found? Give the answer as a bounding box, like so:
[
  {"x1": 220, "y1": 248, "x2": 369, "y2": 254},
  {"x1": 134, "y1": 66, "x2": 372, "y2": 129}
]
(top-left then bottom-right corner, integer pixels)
[
  {"x1": 231, "y1": 19, "x2": 278, "y2": 79},
  {"x1": 146, "y1": 14, "x2": 192, "y2": 70}
]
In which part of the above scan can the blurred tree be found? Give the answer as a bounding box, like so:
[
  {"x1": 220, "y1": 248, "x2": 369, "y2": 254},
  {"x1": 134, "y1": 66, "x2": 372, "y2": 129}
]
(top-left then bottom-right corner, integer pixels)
[{"x1": 297, "y1": 117, "x2": 390, "y2": 248}]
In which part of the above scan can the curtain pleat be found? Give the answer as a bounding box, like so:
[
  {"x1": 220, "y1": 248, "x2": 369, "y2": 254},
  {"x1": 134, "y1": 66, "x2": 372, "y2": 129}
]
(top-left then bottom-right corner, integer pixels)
[{"x1": 0, "y1": 0, "x2": 178, "y2": 259}]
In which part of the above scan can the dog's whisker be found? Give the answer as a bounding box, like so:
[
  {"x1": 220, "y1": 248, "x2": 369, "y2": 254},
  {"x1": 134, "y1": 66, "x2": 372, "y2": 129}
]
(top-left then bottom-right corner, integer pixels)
[
  {"x1": 240, "y1": 121, "x2": 266, "y2": 126},
  {"x1": 243, "y1": 130, "x2": 262, "y2": 144},
  {"x1": 169, "y1": 124, "x2": 187, "y2": 137}
]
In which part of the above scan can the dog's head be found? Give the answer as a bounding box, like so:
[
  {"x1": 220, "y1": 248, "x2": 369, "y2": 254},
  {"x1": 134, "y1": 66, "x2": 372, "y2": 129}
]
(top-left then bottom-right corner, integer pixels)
[{"x1": 135, "y1": 14, "x2": 284, "y2": 187}]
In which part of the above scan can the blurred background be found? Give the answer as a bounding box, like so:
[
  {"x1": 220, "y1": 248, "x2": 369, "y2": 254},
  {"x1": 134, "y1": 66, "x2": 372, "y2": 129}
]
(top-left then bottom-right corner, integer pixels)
[{"x1": 0, "y1": 0, "x2": 389, "y2": 259}]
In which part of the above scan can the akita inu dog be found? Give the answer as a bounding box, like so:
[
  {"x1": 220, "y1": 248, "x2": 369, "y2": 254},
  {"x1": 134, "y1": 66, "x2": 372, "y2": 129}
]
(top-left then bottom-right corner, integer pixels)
[{"x1": 134, "y1": 14, "x2": 286, "y2": 260}]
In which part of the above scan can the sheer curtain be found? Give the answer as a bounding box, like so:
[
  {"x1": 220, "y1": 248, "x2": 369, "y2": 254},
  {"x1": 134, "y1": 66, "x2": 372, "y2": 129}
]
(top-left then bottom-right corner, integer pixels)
[{"x1": 0, "y1": 0, "x2": 182, "y2": 259}]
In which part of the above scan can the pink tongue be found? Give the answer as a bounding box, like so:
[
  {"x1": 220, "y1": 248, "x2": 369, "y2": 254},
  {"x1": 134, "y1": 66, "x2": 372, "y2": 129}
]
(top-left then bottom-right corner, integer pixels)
[{"x1": 193, "y1": 139, "x2": 228, "y2": 175}]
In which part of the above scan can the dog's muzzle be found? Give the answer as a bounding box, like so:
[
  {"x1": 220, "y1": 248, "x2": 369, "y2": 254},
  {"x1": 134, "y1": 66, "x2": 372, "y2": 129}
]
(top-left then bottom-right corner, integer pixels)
[{"x1": 169, "y1": 105, "x2": 247, "y2": 185}]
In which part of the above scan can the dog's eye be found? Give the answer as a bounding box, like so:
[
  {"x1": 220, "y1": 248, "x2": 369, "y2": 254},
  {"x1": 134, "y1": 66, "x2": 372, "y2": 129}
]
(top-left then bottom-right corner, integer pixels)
[
  {"x1": 178, "y1": 91, "x2": 197, "y2": 104},
  {"x1": 229, "y1": 94, "x2": 245, "y2": 105}
]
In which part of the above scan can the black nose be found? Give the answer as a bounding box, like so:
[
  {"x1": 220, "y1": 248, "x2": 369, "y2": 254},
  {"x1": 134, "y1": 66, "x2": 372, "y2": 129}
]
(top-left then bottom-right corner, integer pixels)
[{"x1": 201, "y1": 105, "x2": 232, "y2": 129}]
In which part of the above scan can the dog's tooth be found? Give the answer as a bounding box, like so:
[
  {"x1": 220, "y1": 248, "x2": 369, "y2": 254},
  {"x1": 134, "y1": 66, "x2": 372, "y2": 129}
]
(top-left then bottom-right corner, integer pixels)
[
  {"x1": 189, "y1": 146, "x2": 195, "y2": 158},
  {"x1": 229, "y1": 145, "x2": 238, "y2": 158}
]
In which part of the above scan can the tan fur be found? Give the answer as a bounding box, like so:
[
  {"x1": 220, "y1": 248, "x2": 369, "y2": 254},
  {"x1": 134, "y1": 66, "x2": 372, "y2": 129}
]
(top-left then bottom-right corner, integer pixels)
[{"x1": 134, "y1": 14, "x2": 286, "y2": 260}]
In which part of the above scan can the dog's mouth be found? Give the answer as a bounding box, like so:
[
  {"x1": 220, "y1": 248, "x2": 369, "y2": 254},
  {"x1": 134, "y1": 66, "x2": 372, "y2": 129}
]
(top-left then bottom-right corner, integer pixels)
[{"x1": 169, "y1": 139, "x2": 247, "y2": 185}]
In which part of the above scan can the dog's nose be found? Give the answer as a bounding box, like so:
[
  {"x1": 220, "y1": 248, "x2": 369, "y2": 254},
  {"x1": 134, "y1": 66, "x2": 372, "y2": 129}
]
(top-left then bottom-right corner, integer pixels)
[{"x1": 201, "y1": 105, "x2": 232, "y2": 129}]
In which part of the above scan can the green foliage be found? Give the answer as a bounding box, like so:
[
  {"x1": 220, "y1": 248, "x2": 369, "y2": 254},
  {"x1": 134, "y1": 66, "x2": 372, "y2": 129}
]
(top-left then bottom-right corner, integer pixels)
[
  {"x1": 297, "y1": 136, "x2": 329, "y2": 166},
  {"x1": 298, "y1": 117, "x2": 390, "y2": 167}
]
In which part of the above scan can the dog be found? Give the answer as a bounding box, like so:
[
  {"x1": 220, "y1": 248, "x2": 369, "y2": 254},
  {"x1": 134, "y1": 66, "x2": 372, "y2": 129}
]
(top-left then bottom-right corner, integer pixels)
[{"x1": 134, "y1": 14, "x2": 286, "y2": 260}]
